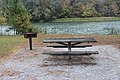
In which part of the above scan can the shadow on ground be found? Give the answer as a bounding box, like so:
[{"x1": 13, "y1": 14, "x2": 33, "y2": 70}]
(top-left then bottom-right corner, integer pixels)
[{"x1": 41, "y1": 56, "x2": 97, "y2": 67}]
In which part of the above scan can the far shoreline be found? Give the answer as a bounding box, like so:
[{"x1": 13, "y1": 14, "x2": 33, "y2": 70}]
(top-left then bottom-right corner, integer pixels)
[{"x1": 52, "y1": 17, "x2": 120, "y2": 22}]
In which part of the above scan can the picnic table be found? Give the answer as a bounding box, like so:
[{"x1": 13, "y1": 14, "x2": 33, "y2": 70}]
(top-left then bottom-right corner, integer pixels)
[{"x1": 43, "y1": 38, "x2": 99, "y2": 60}]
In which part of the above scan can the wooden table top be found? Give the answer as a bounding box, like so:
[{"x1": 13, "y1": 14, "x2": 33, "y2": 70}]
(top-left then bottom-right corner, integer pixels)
[{"x1": 43, "y1": 38, "x2": 97, "y2": 43}]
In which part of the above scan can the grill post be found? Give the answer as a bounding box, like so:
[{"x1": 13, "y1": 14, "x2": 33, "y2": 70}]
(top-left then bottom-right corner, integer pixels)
[
  {"x1": 29, "y1": 37, "x2": 32, "y2": 50},
  {"x1": 24, "y1": 32, "x2": 37, "y2": 50}
]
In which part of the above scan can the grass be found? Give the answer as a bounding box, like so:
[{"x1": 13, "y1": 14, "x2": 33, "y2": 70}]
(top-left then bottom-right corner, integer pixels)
[
  {"x1": 0, "y1": 34, "x2": 45, "y2": 61},
  {"x1": 0, "y1": 34, "x2": 120, "y2": 62},
  {"x1": 0, "y1": 35, "x2": 27, "y2": 60},
  {"x1": 53, "y1": 17, "x2": 120, "y2": 22}
]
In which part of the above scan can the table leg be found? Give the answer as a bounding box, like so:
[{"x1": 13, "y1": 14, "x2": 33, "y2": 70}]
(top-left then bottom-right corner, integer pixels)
[{"x1": 68, "y1": 42, "x2": 71, "y2": 60}]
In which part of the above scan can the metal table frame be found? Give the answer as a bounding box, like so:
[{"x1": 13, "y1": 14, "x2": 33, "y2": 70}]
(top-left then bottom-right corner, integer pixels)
[{"x1": 43, "y1": 38, "x2": 98, "y2": 60}]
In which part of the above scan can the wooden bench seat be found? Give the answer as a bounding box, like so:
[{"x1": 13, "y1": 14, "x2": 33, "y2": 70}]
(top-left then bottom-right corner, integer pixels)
[
  {"x1": 47, "y1": 44, "x2": 92, "y2": 48},
  {"x1": 43, "y1": 51, "x2": 99, "y2": 56}
]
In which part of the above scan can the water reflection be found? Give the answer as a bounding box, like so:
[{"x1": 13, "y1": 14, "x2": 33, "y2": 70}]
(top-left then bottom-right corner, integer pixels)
[
  {"x1": 1, "y1": 21, "x2": 120, "y2": 35},
  {"x1": 33, "y1": 21, "x2": 120, "y2": 35},
  {"x1": 0, "y1": 26, "x2": 15, "y2": 35}
]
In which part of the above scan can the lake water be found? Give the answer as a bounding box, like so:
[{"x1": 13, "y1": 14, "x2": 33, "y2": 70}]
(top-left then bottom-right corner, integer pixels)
[
  {"x1": 33, "y1": 21, "x2": 120, "y2": 35},
  {"x1": 1, "y1": 21, "x2": 120, "y2": 35},
  {"x1": 0, "y1": 26, "x2": 15, "y2": 35}
]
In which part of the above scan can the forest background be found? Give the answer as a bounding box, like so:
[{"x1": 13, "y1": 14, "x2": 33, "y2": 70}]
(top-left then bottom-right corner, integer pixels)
[
  {"x1": 1, "y1": 0, "x2": 120, "y2": 22},
  {"x1": 0, "y1": 0, "x2": 120, "y2": 34}
]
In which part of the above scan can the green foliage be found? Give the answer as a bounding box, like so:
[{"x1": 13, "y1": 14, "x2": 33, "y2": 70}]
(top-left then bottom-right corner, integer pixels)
[
  {"x1": 19, "y1": 0, "x2": 120, "y2": 22},
  {"x1": 82, "y1": 4, "x2": 100, "y2": 17},
  {"x1": 51, "y1": 2, "x2": 71, "y2": 18},
  {"x1": 15, "y1": 12, "x2": 33, "y2": 34},
  {"x1": 71, "y1": 3, "x2": 85, "y2": 17},
  {"x1": 101, "y1": 0, "x2": 118, "y2": 17},
  {"x1": 4, "y1": 0, "x2": 36, "y2": 35},
  {"x1": 0, "y1": 8, "x2": 6, "y2": 25}
]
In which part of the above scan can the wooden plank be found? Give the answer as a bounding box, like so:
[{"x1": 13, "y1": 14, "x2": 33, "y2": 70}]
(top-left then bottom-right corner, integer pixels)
[
  {"x1": 47, "y1": 44, "x2": 92, "y2": 48},
  {"x1": 43, "y1": 38, "x2": 97, "y2": 43},
  {"x1": 43, "y1": 51, "x2": 99, "y2": 56}
]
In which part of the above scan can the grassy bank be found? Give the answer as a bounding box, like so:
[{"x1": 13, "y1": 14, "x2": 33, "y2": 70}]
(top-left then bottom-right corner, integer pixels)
[
  {"x1": 0, "y1": 34, "x2": 45, "y2": 61},
  {"x1": 0, "y1": 34, "x2": 120, "y2": 62},
  {"x1": 0, "y1": 36, "x2": 27, "y2": 60},
  {"x1": 53, "y1": 17, "x2": 120, "y2": 22}
]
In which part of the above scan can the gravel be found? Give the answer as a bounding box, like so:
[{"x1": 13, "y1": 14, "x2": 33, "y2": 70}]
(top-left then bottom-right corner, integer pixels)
[{"x1": 0, "y1": 45, "x2": 120, "y2": 80}]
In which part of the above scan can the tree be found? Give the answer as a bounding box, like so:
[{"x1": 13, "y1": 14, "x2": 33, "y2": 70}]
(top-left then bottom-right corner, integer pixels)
[
  {"x1": 82, "y1": 4, "x2": 100, "y2": 17},
  {"x1": 50, "y1": 1, "x2": 71, "y2": 19},
  {"x1": 0, "y1": 8, "x2": 6, "y2": 35},
  {"x1": 16, "y1": 0, "x2": 120, "y2": 21},
  {"x1": 101, "y1": 0, "x2": 118, "y2": 17},
  {"x1": 71, "y1": 3, "x2": 85, "y2": 17},
  {"x1": 4, "y1": 0, "x2": 34, "y2": 34},
  {"x1": 24, "y1": 0, "x2": 53, "y2": 22}
]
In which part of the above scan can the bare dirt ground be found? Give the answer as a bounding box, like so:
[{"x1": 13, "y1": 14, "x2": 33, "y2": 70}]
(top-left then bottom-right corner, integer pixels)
[{"x1": 0, "y1": 45, "x2": 120, "y2": 80}]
